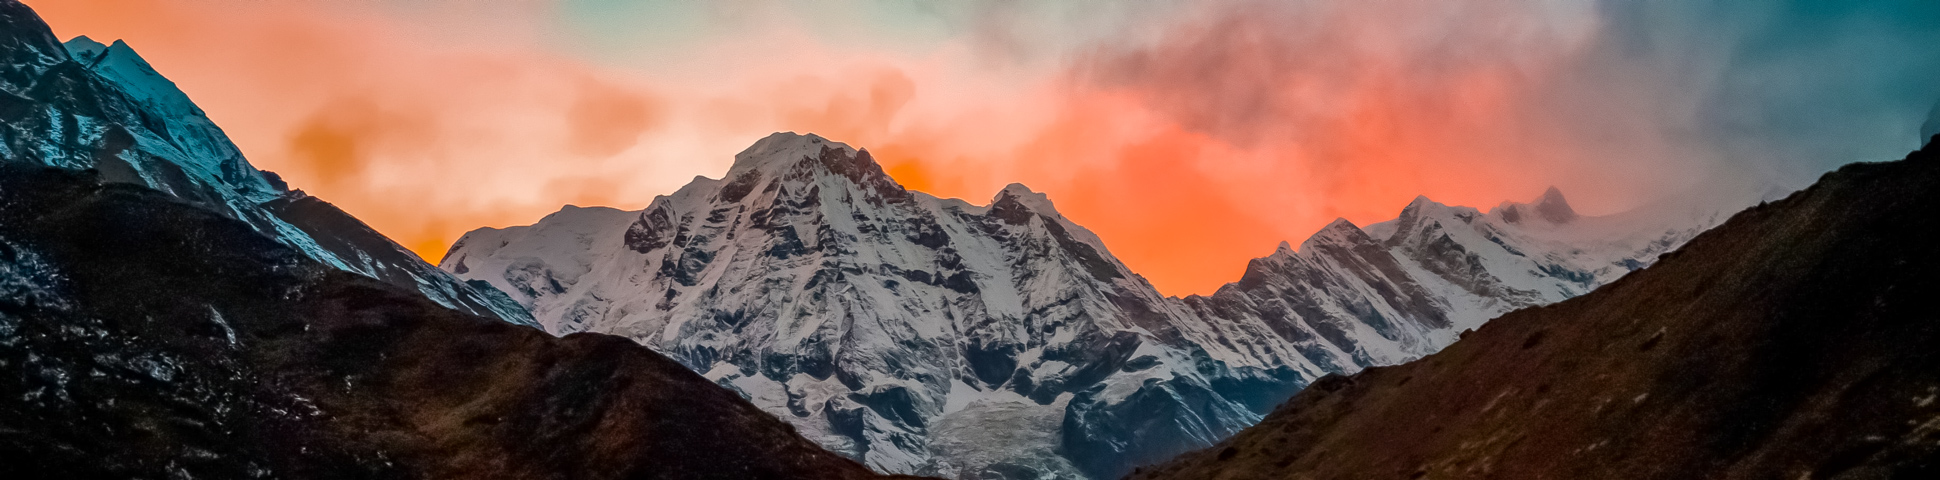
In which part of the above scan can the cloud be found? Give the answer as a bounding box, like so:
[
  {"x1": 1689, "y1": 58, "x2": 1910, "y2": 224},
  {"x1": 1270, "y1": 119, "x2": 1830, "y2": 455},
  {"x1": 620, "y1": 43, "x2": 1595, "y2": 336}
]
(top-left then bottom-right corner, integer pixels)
[
  {"x1": 25, "y1": 0, "x2": 683, "y2": 265},
  {"x1": 969, "y1": 1, "x2": 1614, "y2": 294},
  {"x1": 566, "y1": 78, "x2": 664, "y2": 158},
  {"x1": 26, "y1": 0, "x2": 1940, "y2": 296},
  {"x1": 1591, "y1": 0, "x2": 1940, "y2": 170}
]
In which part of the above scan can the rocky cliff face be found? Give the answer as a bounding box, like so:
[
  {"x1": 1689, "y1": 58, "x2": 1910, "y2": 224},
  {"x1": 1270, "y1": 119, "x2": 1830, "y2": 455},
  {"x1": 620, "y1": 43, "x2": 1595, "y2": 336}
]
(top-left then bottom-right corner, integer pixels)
[
  {"x1": 1131, "y1": 140, "x2": 1940, "y2": 480},
  {"x1": 445, "y1": 132, "x2": 1734, "y2": 478},
  {"x1": 0, "y1": 2, "x2": 531, "y2": 326}
]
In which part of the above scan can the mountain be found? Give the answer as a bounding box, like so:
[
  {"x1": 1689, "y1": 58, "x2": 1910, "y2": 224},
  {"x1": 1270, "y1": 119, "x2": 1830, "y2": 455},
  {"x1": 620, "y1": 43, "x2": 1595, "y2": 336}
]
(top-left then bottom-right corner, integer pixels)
[
  {"x1": 0, "y1": 4, "x2": 920, "y2": 477},
  {"x1": 0, "y1": 162, "x2": 915, "y2": 479},
  {"x1": 446, "y1": 133, "x2": 1209, "y2": 478},
  {"x1": 1129, "y1": 141, "x2": 1940, "y2": 478},
  {"x1": 443, "y1": 133, "x2": 1742, "y2": 478},
  {"x1": 0, "y1": 1, "x2": 532, "y2": 326}
]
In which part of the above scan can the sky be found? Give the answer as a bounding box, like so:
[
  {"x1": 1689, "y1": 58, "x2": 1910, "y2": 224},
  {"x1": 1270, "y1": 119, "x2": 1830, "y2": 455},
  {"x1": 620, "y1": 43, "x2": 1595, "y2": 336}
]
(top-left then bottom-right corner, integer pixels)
[{"x1": 25, "y1": 0, "x2": 1940, "y2": 296}]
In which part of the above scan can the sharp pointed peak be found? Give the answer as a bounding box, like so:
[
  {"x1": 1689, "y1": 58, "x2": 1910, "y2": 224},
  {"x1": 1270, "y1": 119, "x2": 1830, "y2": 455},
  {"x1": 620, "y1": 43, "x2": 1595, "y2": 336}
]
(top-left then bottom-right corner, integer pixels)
[
  {"x1": 1531, "y1": 185, "x2": 1577, "y2": 223},
  {"x1": 64, "y1": 35, "x2": 105, "y2": 50},
  {"x1": 1397, "y1": 195, "x2": 1448, "y2": 220},
  {"x1": 64, "y1": 36, "x2": 144, "y2": 62},
  {"x1": 1275, "y1": 240, "x2": 1295, "y2": 255},
  {"x1": 1300, "y1": 217, "x2": 1372, "y2": 251},
  {"x1": 1537, "y1": 185, "x2": 1566, "y2": 203},
  {"x1": 1316, "y1": 218, "x2": 1367, "y2": 239},
  {"x1": 1402, "y1": 194, "x2": 1447, "y2": 211},
  {"x1": 62, "y1": 35, "x2": 109, "y2": 65},
  {"x1": 103, "y1": 39, "x2": 148, "y2": 63}
]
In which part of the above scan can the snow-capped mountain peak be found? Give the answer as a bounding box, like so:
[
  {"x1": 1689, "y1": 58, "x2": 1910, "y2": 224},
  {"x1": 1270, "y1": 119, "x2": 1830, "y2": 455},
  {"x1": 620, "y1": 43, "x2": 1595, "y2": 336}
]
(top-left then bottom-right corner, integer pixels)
[
  {"x1": 1493, "y1": 185, "x2": 1579, "y2": 225},
  {"x1": 60, "y1": 36, "x2": 276, "y2": 198},
  {"x1": 59, "y1": 33, "x2": 103, "y2": 57},
  {"x1": 993, "y1": 182, "x2": 1060, "y2": 216},
  {"x1": 66, "y1": 36, "x2": 203, "y2": 117},
  {"x1": 0, "y1": 7, "x2": 533, "y2": 327},
  {"x1": 444, "y1": 132, "x2": 1748, "y2": 479},
  {"x1": 733, "y1": 131, "x2": 857, "y2": 171},
  {"x1": 1533, "y1": 185, "x2": 1577, "y2": 223},
  {"x1": 1299, "y1": 217, "x2": 1368, "y2": 251}
]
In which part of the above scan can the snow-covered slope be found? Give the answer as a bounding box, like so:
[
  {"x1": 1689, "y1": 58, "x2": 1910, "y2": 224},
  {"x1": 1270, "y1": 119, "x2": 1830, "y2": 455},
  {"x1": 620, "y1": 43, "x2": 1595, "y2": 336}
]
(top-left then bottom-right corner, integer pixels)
[
  {"x1": 446, "y1": 133, "x2": 1235, "y2": 477},
  {"x1": 0, "y1": 5, "x2": 532, "y2": 327},
  {"x1": 444, "y1": 132, "x2": 1750, "y2": 478},
  {"x1": 1183, "y1": 186, "x2": 1724, "y2": 385}
]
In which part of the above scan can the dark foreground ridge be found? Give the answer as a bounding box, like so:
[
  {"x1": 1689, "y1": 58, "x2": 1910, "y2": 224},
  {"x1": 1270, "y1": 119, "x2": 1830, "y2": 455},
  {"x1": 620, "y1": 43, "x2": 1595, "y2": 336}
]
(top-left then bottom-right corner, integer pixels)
[
  {"x1": 1132, "y1": 142, "x2": 1940, "y2": 478},
  {"x1": 0, "y1": 165, "x2": 919, "y2": 479}
]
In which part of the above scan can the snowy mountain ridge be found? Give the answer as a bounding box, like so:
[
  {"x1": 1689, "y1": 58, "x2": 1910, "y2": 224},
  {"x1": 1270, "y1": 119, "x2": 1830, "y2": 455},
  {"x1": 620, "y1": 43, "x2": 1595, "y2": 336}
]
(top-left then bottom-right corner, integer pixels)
[
  {"x1": 0, "y1": 6, "x2": 533, "y2": 326},
  {"x1": 444, "y1": 132, "x2": 1755, "y2": 478}
]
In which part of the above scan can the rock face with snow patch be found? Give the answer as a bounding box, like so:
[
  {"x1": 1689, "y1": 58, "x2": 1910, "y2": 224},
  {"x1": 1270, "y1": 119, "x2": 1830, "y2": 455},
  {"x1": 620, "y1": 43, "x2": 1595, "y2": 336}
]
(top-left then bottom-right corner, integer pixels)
[
  {"x1": 445, "y1": 132, "x2": 1740, "y2": 478},
  {"x1": 0, "y1": 3, "x2": 531, "y2": 326}
]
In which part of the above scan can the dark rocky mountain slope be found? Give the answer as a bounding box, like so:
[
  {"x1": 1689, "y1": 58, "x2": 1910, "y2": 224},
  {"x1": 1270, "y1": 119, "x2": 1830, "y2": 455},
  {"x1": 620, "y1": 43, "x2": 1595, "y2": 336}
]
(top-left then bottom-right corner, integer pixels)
[
  {"x1": 1130, "y1": 141, "x2": 1940, "y2": 478},
  {"x1": 0, "y1": 166, "x2": 918, "y2": 478}
]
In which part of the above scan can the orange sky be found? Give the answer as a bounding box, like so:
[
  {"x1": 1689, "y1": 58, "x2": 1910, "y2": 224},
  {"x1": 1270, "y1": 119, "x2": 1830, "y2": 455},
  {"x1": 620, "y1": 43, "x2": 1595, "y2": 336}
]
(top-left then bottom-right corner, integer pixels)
[{"x1": 26, "y1": 0, "x2": 1730, "y2": 296}]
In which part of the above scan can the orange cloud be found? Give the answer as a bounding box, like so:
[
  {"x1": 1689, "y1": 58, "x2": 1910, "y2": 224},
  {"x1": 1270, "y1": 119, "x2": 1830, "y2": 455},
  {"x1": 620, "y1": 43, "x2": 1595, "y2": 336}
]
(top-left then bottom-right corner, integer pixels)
[
  {"x1": 27, "y1": 0, "x2": 1714, "y2": 297},
  {"x1": 25, "y1": 0, "x2": 675, "y2": 266},
  {"x1": 835, "y1": 2, "x2": 1619, "y2": 295},
  {"x1": 567, "y1": 78, "x2": 664, "y2": 158}
]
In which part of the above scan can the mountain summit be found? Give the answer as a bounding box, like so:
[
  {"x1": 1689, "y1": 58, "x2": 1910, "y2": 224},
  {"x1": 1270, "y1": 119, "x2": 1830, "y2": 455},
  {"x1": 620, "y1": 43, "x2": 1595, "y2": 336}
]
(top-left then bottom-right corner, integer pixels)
[
  {"x1": 1494, "y1": 186, "x2": 1578, "y2": 224},
  {"x1": 450, "y1": 132, "x2": 1193, "y2": 477},
  {"x1": 445, "y1": 131, "x2": 1740, "y2": 478},
  {"x1": 1535, "y1": 186, "x2": 1578, "y2": 223},
  {"x1": 0, "y1": 1, "x2": 531, "y2": 326},
  {"x1": 0, "y1": 1, "x2": 904, "y2": 478}
]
